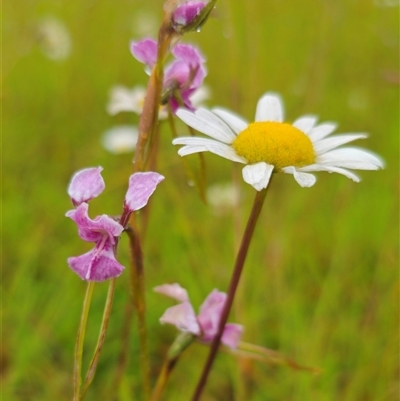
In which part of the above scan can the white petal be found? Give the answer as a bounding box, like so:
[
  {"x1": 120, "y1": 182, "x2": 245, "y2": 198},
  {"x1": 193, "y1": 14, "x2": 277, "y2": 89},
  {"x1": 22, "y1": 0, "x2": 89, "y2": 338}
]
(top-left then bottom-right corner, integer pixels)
[
  {"x1": 317, "y1": 147, "x2": 384, "y2": 170},
  {"x1": 298, "y1": 164, "x2": 361, "y2": 182},
  {"x1": 176, "y1": 108, "x2": 236, "y2": 144},
  {"x1": 212, "y1": 108, "x2": 248, "y2": 134},
  {"x1": 242, "y1": 163, "x2": 274, "y2": 191},
  {"x1": 101, "y1": 125, "x2": 138, "y2": 154},
  {"x1": 292, "y1": 115, "x2": 318, "y2": 134},
  {"x1": 307, "y1": 122, "x2": 337, "y2": 142},
  {"x1": 189, "y1": 86, "x2": 210, "y2": 108},
  {"x1": 313, "y1": 134, "x2": 368, "y2": 155},
  {"x1": 159, "y1": 302, "x2": 201, "y2": 335},
  {"x1": 282, "y1": 166, "x2": 316, "y2": 187},
  {"x1": 255, "y1": 93, "x2": 284, "y2": 122},
  {"x1": 106, "y1": 85, "x2": 146, "y2": 115},
  {"x1": 153, "y1": 283, "x2": 189, "y2": 302},
  {"x1": 173, "y1": 137, "x2": 247, "y2": 163}
]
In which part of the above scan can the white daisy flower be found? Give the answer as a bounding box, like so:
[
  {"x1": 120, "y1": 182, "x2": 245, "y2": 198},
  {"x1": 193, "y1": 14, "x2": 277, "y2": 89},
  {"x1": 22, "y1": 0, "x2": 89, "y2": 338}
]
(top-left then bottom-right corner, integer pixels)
[
  {"x1": 207, "y1": 182, "x2": 239, "y2": 215},
  {"x1": 172, "y1": 92, "x2": 384, "y2": 191},
  {"x1": 106, "y1": 85, "x2": 168, "y2": 119},
  {"x1": 101, "y1": 125, "x2": 138, "y2": 154},
  {"x1": 106, "y1": 85, "x2": 210, "y2": 119},
  {"x1": 37, "y1": 17, "x2": 72, "y2": 61}
]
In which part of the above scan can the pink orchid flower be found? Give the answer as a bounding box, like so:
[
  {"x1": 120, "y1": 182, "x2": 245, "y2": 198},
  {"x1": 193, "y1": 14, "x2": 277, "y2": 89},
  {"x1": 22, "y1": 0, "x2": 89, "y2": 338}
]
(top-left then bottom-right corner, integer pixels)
[
  {"x1": 66, "y1": 167, "x2": 164, "y2": 281},
  {"x1": 154, "y1": 283, "x2": 243, "y2": 349},
  {"x1": 131, "y1": 38, "x2": 207, "y2": 112}
]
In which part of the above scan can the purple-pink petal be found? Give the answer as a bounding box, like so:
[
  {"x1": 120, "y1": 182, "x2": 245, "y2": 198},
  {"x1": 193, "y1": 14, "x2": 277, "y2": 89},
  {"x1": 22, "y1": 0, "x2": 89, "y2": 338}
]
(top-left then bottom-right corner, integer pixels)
[
  {"x1": 124, "y1": 172, "x2": 164, "y2": 212},
  {"x1": 154, "y1": 283, "x2": 189, "y2": 302},
  {"x1": 68, "y1": 240, "x2": 125, "y2": 281},
  {"x1": 68, "y1": 167, "x2": 105, "y2": 206},
  {"x1": 171, "y1": 44, "x2": 206, "y2": 87},
  {"x1": 159, "y1": 302, "x2": 201, "y2": 335},
  {"x1": 197, "y1": 290, "x2": 226, "y2": 341},
  {"x1": 66, "y1": 203, "x2": 124, "y2": 243},
  {"x1": 221, "y1": 323, "x2": 243, "y2": 349},
  {"x1": 172, "y1": 1, "x2": 207, "y2": 26},
  {"x1": 130, "y1": 38, "x2": 158, "y2": 67}
]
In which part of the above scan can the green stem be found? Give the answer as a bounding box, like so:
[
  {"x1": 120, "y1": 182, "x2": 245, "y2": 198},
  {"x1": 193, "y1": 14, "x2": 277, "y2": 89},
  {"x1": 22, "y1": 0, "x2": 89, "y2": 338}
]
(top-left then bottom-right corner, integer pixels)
[
  {"x1": 151, "y1": 333, "x2": 195, "y2": 401},
  {"x1": 73, "y1": 282, "x2": 95, "y2": 401},
  {"x1": 126, "y1": 225, "x2": 151, "y2": 401},
  {"x1": 110, "y1": 300, "x2": 134, "y2": 398},
  {"x1": 80, "y1": 278, "x2": 116, "y2": 399},
  {"x1": 191, "y1": 187, "x2": 270, "y2": 401}
]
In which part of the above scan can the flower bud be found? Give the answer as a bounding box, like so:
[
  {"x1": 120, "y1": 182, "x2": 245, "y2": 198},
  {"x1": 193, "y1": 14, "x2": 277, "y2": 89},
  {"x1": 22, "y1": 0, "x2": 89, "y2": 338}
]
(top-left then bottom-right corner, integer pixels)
[{"x1": 168, "y1": 0, "x2": 216, "y2": 34}]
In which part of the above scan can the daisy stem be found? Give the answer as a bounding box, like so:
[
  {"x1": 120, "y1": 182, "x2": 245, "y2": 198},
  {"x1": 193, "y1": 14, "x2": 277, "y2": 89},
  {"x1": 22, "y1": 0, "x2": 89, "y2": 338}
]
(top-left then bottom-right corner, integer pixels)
[
  {"x1": 191, "y1": 186, "x2": 270, "y2": 401},
  {"x1": 126, "y1": 224, "x2": 151, "y2": 401},
  {"x1": 80, "y1": 278, "x2": 116, "y2": 400},
  {"x1": 73, "y1": 281, "x2": 95, "y2": 401}
]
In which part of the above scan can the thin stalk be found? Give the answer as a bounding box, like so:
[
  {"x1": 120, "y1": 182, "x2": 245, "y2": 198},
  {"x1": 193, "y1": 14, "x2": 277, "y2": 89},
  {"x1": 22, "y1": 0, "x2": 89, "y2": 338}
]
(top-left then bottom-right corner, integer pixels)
[
  {"x1": 80, "y1": 278, "x2": 116, "y2": 399},
  {"x1": 151, "y1": 333, "x2": 195, "y2": 401},
  {"x1": 73, "y1": 281, "x2": 95, "y2": 401},
  {"x1": 191, "y1": 186, "x2": 270, "y2": 401},
  {"x1": 126, "y1": 225, "x2": 151, "y2": 401},
  {"x1": 110, "y1": 300, "x2": 134, "y2": 399},
  {"x1": 150, "y1": 358, "x2": 176, "y2": 401},
  {"x1": 133, "y1": 30, "x2": 172, "y2": 174}
]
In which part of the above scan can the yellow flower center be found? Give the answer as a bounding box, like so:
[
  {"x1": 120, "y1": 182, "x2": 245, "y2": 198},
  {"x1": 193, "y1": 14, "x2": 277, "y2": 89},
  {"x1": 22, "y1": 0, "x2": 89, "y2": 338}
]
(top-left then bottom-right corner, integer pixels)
[{"x1": 232, "y1": 121, "x2": 315, "y2": 170}]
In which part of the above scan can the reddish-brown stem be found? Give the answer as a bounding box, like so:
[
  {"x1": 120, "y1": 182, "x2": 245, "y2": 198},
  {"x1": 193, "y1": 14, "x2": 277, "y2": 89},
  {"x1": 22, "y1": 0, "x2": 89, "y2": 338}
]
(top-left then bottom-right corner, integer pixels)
[{"x1": 191, "y1": 186, "x2": 270, "y2": 401}]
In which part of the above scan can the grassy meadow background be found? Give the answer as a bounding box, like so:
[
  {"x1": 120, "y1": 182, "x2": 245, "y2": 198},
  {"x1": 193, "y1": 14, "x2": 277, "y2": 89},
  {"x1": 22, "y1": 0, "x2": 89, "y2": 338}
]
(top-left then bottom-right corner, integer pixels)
[{"x1": 3, "y1": 0, "x2": 399, "y2": 400}]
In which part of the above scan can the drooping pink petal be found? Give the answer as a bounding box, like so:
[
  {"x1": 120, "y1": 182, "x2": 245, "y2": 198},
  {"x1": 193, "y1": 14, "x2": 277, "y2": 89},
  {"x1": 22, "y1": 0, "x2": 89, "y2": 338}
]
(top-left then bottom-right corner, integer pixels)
[
  {"x1": 67, "y1": 240, "x2": 125, "y2": 281},
  {"x1": 170, "y1": 44, "x2": 206, "y2": 88},
  {"x1": 125, "y1": 172, "x2": 164, "y2": 212},
  {"x1": 221, "y1": 323, "x2": 243, "y2": 349},
  {"x1": 164, "y1": 60, "x2": 191, "y2": 88},
  {"x1": 197, "y1": 289, "x2": 226, "y2": 341},
  {"x1": 159, "y1": 302, "x2": 201, "y2": 335},
  {"x1": 130, "y1": 38, "x2": 158, "y2": 67},
  {"x1": 68, "y1": 167, "x2": 105, "y2": 206},
  {"x1": 66, "y1": 203, "x2": 124, "y2": 243},
  {"x1": 172, "y1": 1, "x2": 207, "y2": 27},
  {"x1": 154, "y1": 283, "x2": 190, "y2": 302}
]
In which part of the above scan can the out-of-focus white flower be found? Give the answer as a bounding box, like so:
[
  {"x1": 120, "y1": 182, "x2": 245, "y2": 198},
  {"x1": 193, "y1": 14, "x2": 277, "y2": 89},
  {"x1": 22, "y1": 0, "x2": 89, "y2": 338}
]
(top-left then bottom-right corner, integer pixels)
[
  {"x1": 373, "y1": 0, "x2": 399, "y2": 7},
  {"x1": 207, "y1": 182, "x2": 239, "y2": 215},
  {"x1": 101, "y1": 125, "x2": 138, "y2": 154},
  {"x1": 37, "y1": 17, "x2": 72, "y2": 61},
  {"x1": 190, "y1": 85, "x2": 210, "y2": 108},
  {"x1": 106, "y1": 84, "x2": 210, "y2": 119},
  {"x1": 132, "y1": 11, "x2": 158, "y2": 37}
]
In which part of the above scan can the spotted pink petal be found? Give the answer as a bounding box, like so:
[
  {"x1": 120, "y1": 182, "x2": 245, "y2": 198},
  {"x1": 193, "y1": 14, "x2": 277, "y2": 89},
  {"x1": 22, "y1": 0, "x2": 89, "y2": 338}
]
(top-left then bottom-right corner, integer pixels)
[
  {"x1": 67, "y1": 240, "x2": 125, "y2": 281},
  {"x1": 130, "y1": 38, "x2": 157, "y2": 67},
  {"x1": 66, "y1": 203, "x2": 124, "y2": 243},
  {"x1": 154, "y1": 283, "x2": 190, "y2": 302},
  {"x1": 124, "y1": 172, "x2": 164, "y2": 212},
  {"x1": 68, "y1": 167, "x2": 105, "y2": 206}
]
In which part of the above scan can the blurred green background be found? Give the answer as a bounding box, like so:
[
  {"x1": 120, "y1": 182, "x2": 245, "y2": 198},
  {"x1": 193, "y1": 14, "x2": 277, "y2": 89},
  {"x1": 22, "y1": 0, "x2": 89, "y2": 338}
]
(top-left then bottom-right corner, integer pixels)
[{"x1": 3, "y1": 0, "x2": 399, "y2": 400}]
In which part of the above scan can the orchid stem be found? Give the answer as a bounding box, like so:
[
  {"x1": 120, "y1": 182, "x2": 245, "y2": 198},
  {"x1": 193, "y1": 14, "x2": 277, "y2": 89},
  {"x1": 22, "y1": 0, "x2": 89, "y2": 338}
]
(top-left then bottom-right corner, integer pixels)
[
  {"x1": 191, "y1": 186, "x2": 270, "y2": 401},
  {"x1": 73, "y1": 281, "x2": 95, "y2": 401},
  {"x1": 151, "y1": 333, "x2": 195, "y2": 401},
  {"x1": 126, "y1": 225, "x2": 151, "y2": 401},
  {"x1": 80, "y1": 278, "x2": 116, "y2": 400}
]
